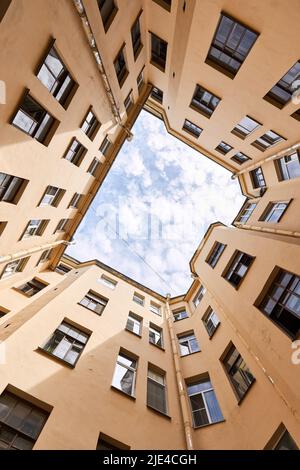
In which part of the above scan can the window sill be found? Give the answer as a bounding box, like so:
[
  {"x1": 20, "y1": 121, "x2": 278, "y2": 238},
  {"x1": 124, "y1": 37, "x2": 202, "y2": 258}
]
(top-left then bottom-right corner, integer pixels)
[
  {"x1": 36, "y1": 347, "x2": 76, "y2": 369},
  {"x1": 77, "y1": 302, "x2": 102, "y2": 316},
  {"x1": 181, "y1": 350, "x2": 201, "y2": 358},
  {"x1": 125, "y1": 328, "x2": 142, "y2": 338},
  {"x1": 189, "y1": 103, "x2": 211, "y2": 120},
  {"x1": 204, "y1": 57, "x2": 236, "y2": 79},
  {"x1": 194, "y1": 419, "x2": 225, "y2": 430},
  {"x1": 149, "y1": 341, "x2": 165, "y2": 351},
  {"x1": 237, "y1": 379, "x2": 256, "y2": 405},
  {"x1": 182, "y1": 126, "x2": 200, "y2": 139},
  {"x1": 150, "y1": 59, "x2": 166, "y2": 73},
  {"x1": 11, "y1": 287, "x2": 34, "y2": 298},
  {"x1": 146, "y1": 404, "x2": 171, "y2": 420},
  {"x1": 173, "y1": 317, "x2": 188, "y2": 323},
  {"x1": 110, "y1": 385, "x2": 136, "y2": 401}
]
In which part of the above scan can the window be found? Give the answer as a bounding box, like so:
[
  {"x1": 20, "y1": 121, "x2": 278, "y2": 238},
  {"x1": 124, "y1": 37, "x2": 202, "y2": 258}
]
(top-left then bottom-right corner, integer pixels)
[
  {"x1": 68, "y1": 193, "x2": 83, "y2": 209},
  {"x1": 0, "y1": 1, "x2": 12, "y2": 22},
  {"x1": 187, "y1": 378, "x2": 223, "y2": 428},
  {"x1": 231, "y1": 116, "x2": 260, "y2": 139},
  {"x1": 264, "y1": 61, "x2": 300, "y2": 108},
  {"x1": 150, "y1": 33, "x2": 168, "y2": 71},
  {"x1": 259, "y1": 201, "x2": 289, "y2": 223},
  {"x1": 223, "y1": 250, "x2": 254, "y2": 288},
  {"x1": 11, "y1": 93, "x2": 56, "y2": 145},
  {"x1": 291, "y1": 108, "x2": 300, "y2": 122},
  {"x1": 205, "y1": 13, "x2": 258, "y2": 78},
  {"x1": 0, "y1": 306, "x2": 9, "y2": 318},
  {"x1": 147, "y1": 368, "x2": 167, "y2": 414},
  {"x1": 150, "y1": 87, "x2": 163, "y2": 104},
  {"x1": 231, "y1": 152, "x2": 251, "y2": 165},
  {"x1": 42, "y1": 320, "x2": 90, "y2": 366},
  {"x1": 55, "y1": 264, "x2": 71, "y2": 275},
  {"x1": 21, "y1": 219, "x2": 49, "y2": 239},
  {"x1": 37, "y1": 249, "x2": 52, "y2": 265},
  {"x1": 37, "y1": 45, "x2": 76, "y2": 108},
  {"x1": 0, "y1": 389, "x2": 50, "y2": 450},
  {"x1": 150, "y1": 301, "x2": 161, "y2": 316},
  {"x1": 193, "y1": 286, "x2": 206, "y2": 307},
  {"x1": 206, "y1": 242, "x2": 226, "y2": 268},
  {"x1": 99, "y1": 136, "x2": 111, "y2": 156},
  {"x1": 235, "y1": 202, "x2": 257, "y2": 224},
  {"x1": 54, "y1": 218, "x2": 71, "y2": 233},
  {"x1": 0, "y1": 172, "x2": 28, "y2": 204},
  {"x1": 87, "y1": 158, "x2": 101, "y2": 176},
  {"x1": 215, "y1": 141, "x2": 233, "y2": 155},
  {"x1": 131, "y1": 15, "x2": 142, "y2": 59},
  {"x1": 202, "y1": 308, "x2": 220, "y2": 337},
  {"x1": 137, "y1": 68, "x2": 144, "y2": 92},
  {"x1": 114, "y1": 47, "x2": 128, "y2": 87},
  {"x1": 96, "y1": 433, "x2": 130, "y2": 450},
  {"x1": 152, "y1": 0, "x2": 172, "y2": 12},
  {"x1": 63, "y1": 139, "x2": 87, "y2": 166},
  {"x1": 16, "y1": 278, "x2": 47, "y2": 297},
  {"x1": 173, "y1": 308, "x2": 188, "y2": 321},
  {"x1": 250, "y1": 167, "x2": 266, "y2": 189},
  {"x1": 99, "y1": 275, "x2": 117, "y2": 289},
  {"x1": 258, "y1": 268, "x2": 300, "y2": 338},
  {"x1": 149, "y1": 324, "x2": 163, "y2": 348},
  {"x1": 178, "y1": 332, "x2": 200, "y2": 356},
  {"x1": 133, "y1": 292, "x2": 144, "y2": 306},
  {"x1": 222, "y1": 344, "x2": 255, "y2": 400},
  {"x1": 126, "y1": 312, "x2": 142, "y2": 336},
  {"x1": 190, "y1": 85, "x2": 221, "y2": 118},
  {"x1": 183, "y1": 119, "x2": 202, "y2": 138},
  {"x1": 81, "y1": 109, "x2": 100, "y2": 140},
  {"x1": 39, "y1": 186, "x2": 65, "y2": 207},
  {"x1": 276, "y1": 151, "x2": 300, "y2": 181},
  {"x1": 124, "y1": 90, "x2": 134, "y2": 113},
  {"x1": 97, "y1": 0, "x2": 117, "y2": 32},
  {"x1": 112, "y1": 352, "x2": 137, "y2": 396},
  {"x1": 0, "y1": 221, "x2": 7, "y2": 236},
  {"x1": 252, "y1": 130, "x2": 285, "y2": 152},
  {"x1": 273, "y1": 428, "x2": 299, "y2": 450},
  {"x1": 79, "y1": 290, "x2": 107, "y2": 315},
  {"x1": 1, "y1": 257, "x2": 29, "y2": 279}
]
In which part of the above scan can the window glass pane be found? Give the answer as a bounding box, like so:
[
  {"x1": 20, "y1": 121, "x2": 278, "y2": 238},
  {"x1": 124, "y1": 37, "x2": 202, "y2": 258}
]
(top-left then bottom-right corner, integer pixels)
[
  {"x1": 204, "y1": 390, "x2": 223, "y2": 423},
  {"x1": 112, "y1": 363, "x2": 134, "y2": 395}
]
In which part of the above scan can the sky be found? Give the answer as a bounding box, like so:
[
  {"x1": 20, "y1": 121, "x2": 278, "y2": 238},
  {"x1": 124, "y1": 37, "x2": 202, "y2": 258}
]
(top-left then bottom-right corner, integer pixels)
[{"x1": 67, "y1": 110, "x2": 245, "y2": 296}]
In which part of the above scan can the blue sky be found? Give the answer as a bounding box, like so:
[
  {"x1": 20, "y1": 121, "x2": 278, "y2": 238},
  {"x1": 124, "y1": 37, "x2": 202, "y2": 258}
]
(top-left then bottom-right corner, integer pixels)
[{"x1": 67, "y1": 110, "x2": 245, "y2": 296}]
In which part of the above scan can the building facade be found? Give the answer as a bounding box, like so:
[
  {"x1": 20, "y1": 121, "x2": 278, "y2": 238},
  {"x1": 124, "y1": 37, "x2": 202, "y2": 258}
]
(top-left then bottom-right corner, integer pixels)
[{"x1": 0, "y1": 0, "x2": 299, "y2": 450}]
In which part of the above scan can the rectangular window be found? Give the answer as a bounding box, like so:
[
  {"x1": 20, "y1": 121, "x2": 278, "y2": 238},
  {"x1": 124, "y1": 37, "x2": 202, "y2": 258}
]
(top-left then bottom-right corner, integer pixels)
[
  {"x1": 178, "y1": 332, "x2": 200, "y2": 356},
  {"x1": 0, "y1": 221, "x2": 7, "y2": 236},
  {"x1": 235, "y1": 202, "x2": 257, "y2": 224},
  {"x1": 55, "y1": 264, "x2": 71, "y2": 275},
  {"x1": 276, "y1": 151, "x2": 300, "y2": 181},
  {"x1": 63, "y1": 138, "x2": 87, "y2": 166},
  {"x1": 206, "y1": 242, "x2": 226, "y2": 268},
  {"x1": 264, "y1": 61, "x2": 300, "y2": 108},
  {"x1": 0, "y1": 389, "x2": 50, "y2": 450},
  {"x1": 37, "y1": 249, "x2": 52, "y2": 265},
  {"x1": 16, "y1": 278, "x2": 47, "y2": 297},
  {"x1": 97, "y1": 0, "x2": 117, "y2": 32},
  {"x1": 231, "y1": 152, "x2": 251, "y2": 165},
  {"x1": 152, "y1": 0, "x2": 172, "y2": 12},
  {"x1": 133, "y1": 292, "x2": 145, "y2": 306},
  {"x1": 39, "y1": 186, "x2": 65, "y2": 207},
  {"x1": 114, "y1": 47, "x2": 128, "y2": 87},
  {"x1": 0, "y1": 172, "x2": 28, "y2": 204},
  {"x1": 126, "y1": 312, "x2": 142, "y2": 336},
  {"x1": 111, "y1": 352, "x2": 137, "y2": 396},
  {"x1": 150, "y1": 301, "x2": 161, "y2": 316},
  {"x1": 1, "y1": 257, "x2": 29, "y2": 279},
  {"x1": 215, "y1": 141, "x2": 233, "y2": 155},
  {"x1": 137, "y1": 68, "x2": 144, "y2": 92},
  {"x1": 99, "y1": 274, "x2": 117, "y2": 289},
  {"x1": 193, "y1": 285, "x2": 206, "y2": 307},
  {"x1": 150, "y1": 87, "x2": 163, "y2": 104},
  {"x1": 250, "y1": 167, "x2": 266, "y2": 189},
  {"x1": 291, "y1": 108, "x2": 300, "y2": 121},
  {"x1": 202, "y1": 307, "x2": 220, "y2": 337},
  {"x1": 21, "y1": 219, "x2": 49, "y2": 239},
  {"x1": 258, "y1": 268, "x2": 300, "y2": 338},
  {"x1": 79, "y1": 290, "x2": 108, "y2": 315},
  {"x1": 252, "y1": 130, "x2": 285, "y2": 152},
  {"x1": 150, "y1": 32, "x2": 168, "y2": 72},
  {"x1": 131, "y1": 15, "x2": 142, "y2": 59},
  {"x1": 99, "y1": 136, "x2": 111, "y2": 156},
  {"x1": 273, "y1": 428, "x2": 299, "y2": 450},
  {"x1": 0, "y1": 306, "x2": 9, "y2": 318},
  {"x1": 87, "y1": 158, "x2": 101, "y2": 176},
  {"x1": 37, "y1": 45, "x2": 76, "y2": 108},
  {"x1": 231, "y1": 116, "x2": 261, "y2": 139},
  {"x1": 183, "y1": 119, "x2": 203, "y2": 138},
  {"x1": 42, "y1": 320, "x2": 90, "y2": 366},
  {"x1": 81, "y1": 109, "x2": 100, "y2": 140},
  {"x1": 68, "y1": 193, "x2": 83, "y2": 209},
  {"x1": 205, "y1": 13, "x2": 258, "y2": 78},
  {"x1": 147, "y1": 368, "x2": 167, "y2": 414},
  {"x1": 190, "y1": 84, "x2": 221, "y2": 118},
  {"x1": 173, "y1": 308, "x2": 188, "y2": 321},
  {"x1": 11, "y1": 92, "x2": 57, "y2": 145},
  {"x1": 96, "y1": 433, "x2": 130, "y2": 450},
  {"x1": 223, "y1": 250, "x2": 254, "y2": 288},
  {"x1": 259, "y1": 201, "x2": 289, "y2": 223},
  {"x1": 149, "y1": 323, "x2": 163, "y2": 348},
  {"x1": 187, "y1": 378, "x2": 223, "y2": 427},
  {"x1": 54, "y1": 218, "x2": 71, "y2": 233},
  {"x1": 222, "y1": 344, "x2": 255, "y2": 400},
  {"x1": 124, "y1": 90, "x2": 134, "y2": 113}
]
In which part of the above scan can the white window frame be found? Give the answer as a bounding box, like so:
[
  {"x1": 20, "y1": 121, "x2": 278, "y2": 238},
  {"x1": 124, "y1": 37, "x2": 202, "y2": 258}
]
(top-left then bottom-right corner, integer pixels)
[
  {"x1": 126, "y1": 312, "x2": 142, "y2": 336},
  {"x1": 133, "y1": 292, "x2": 145, "y2": 306},
  {"x1": 99, "y1": 274, "x2": 117, "y2": 290},
  {"x1": 193, "y1": 285, "x2": 206, "y2": 307},
  {"x1": 178, "y1": 333, "x2": 200, "y2": 356}
]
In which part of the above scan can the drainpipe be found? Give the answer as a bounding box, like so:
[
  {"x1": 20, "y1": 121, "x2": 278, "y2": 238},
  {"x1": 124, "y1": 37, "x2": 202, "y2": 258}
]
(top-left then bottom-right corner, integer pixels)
[
  {"x1": 234, "y1": 222, "x2": 300, "y2": 238},
  {"x1": 165, "y1": 294, "x2": 194, "y2": 450},
  {"x1": 0, "y1": 240, "x2": 75, "y2": 265}
]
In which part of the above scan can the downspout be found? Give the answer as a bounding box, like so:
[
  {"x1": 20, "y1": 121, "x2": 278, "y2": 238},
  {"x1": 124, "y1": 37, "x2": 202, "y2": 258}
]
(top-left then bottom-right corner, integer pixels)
[
  {"x1": 165, "y1": 294, "x2": 194, "y2": 450},
  {"x1": 0, "y1": 240, "x2": 75, "y2": 265}
]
